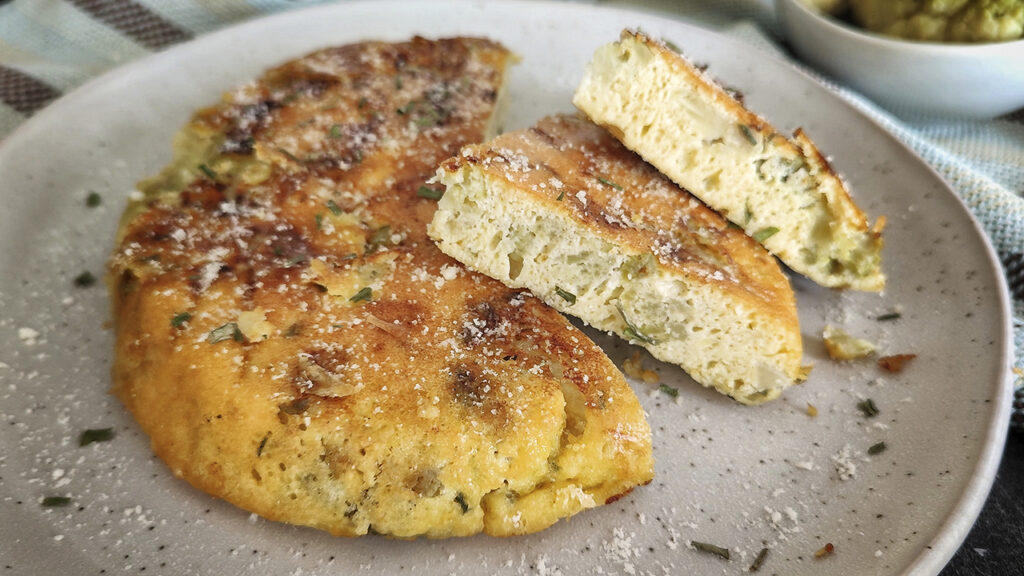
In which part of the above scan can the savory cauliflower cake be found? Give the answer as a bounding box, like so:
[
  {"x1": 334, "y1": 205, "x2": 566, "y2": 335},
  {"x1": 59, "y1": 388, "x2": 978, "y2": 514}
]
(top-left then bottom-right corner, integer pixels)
[
  {"x1": 573, "y1": 30, "x2": 885, "y2": 291},
  {"x1": 429, "y1": 114, "x2": 805, "y2": 405},
  {"x1": 108, "y1": 37, "x2": 653, "y2": 539}
]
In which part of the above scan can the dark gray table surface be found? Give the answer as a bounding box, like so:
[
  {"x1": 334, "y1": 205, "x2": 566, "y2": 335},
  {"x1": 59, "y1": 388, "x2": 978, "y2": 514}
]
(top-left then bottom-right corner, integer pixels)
[{"x1": 942, "y1": 429, "x2": 1024, "y2": 576}]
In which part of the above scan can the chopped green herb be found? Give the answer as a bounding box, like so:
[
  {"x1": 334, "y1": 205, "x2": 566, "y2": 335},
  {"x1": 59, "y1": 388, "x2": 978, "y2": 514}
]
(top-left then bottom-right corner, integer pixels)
[
  {"x1": 198, "y1": 163, "x2": 217, "y2": 180},
  {"x1": 876, "y1": 312, "x2": 901, "y2": 322},
  {"x1": 692, "y1": 540, "x2": 730, "y2": 560},
  {"x1": 554, "y1": 286, "x2": 577, "y2": 305},
  {"x1": 326, "y1": 199, "x2": 342, "y2": 216},
  {"x1": 276, "y1": 147, "x2": 301, "y2": 163},
  {"x1": 414, "y1": 115, "x2": 438, "y2": 128},
  {"x1": 454, "y1": 492, "x2": 469, "y2": 513},
  {"x1": 284, "y1": 254, "x2": 308, "y2": 267},
  {"x1": 752, "y1": 227, "x2": 779, "y2": 243},
  {"x1": 315, "y1": 213, "x2": 324, "y2": 230},
  {"x1": 208, "y1": 322, "x2": 243, "y2": 344},
  {"x1": 257, "y1": 434, "x2": 269, "y2": 457},
  {"x1": 369, "y1": 225, "x2": 392, "y2": 246},
  {"x1": 597, "y1": 176, "x2": 623, "y2": 191},
  {"x1": 556, "y1": 190, "x2": 565, "y2": 201},
  {"x1": 658, "y1": 384, "x2": 679, "y2": 398},
  {"x1": 617, "y1": 304, "x2": 655, "y2": 345},
  {"x1": 349, "y1": 287, "x2": 372, "y2": 303},
  {"x1": 79, "y1": 427, "x2": 115, "y2": 447},
  {"x1": 857, "y1": 398, "x2": 880, "y2": 418},
  {"x1": 749, "y1": 547, "x2": 769, "y2": 572},
  {"x1": 41, "y1": 496, "x2": 71, "y2": 508},
  {"x1": 341, "y1": 252, "x2": 358, "y2": 260},
  {"x1": 397, "y1": 96, "x2": 449, "y2": 129},
  {"x1": 357, "y1": 96, "x2": 368, "y2": 109},
  {"x1": 395, "y1": 74, "x2": 404, "y2": 90},
  {"x1": 171, "y1": 312, "x2": 191, "y2": 328},
  {"x1": 85, "y1": 191, "x2": 102, "y2": 208},
  {"x1": 416, "y1": 185, "x2": 444, "y2": 200},
  {"x1": 73, "y1": 271, "x2": 97, "y2": 288},
  {"x1": 738, "y1": 124, "x2": 757, "y2": 146},
  {"x1": 754, "y1": 158, "x2": 768, "y2": 182},
  {"x1": 328, "y1": 124, "x2": 343, "y2": 139},
  {"x1": 782, "y1": 158, "x2": 806, "y2": 183},
  {"x1": 868, "y1": 441, "x2": 888, "y2": 455}
]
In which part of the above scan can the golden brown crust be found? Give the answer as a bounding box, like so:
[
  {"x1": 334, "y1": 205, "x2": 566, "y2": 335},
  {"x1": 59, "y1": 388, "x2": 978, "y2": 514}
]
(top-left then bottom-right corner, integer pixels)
[{"x1": 109, "y1": 38, "x2": 652, "y2": 539}]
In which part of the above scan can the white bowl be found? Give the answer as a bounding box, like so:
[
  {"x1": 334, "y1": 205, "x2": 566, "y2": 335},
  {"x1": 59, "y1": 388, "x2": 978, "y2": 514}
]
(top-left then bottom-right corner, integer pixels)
[{"x1": 775, "y1": 0, "x2": 1024, "y2": 118}]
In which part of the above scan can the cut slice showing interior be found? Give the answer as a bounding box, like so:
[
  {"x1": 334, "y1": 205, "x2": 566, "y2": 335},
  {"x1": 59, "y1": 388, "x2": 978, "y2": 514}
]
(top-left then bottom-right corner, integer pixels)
[
  {"x1": 429, "y1": 114, "x2": 805, "y2": 404},
  {"x1": 573, "y1": 30, "x2": 885, "y2": 291}
]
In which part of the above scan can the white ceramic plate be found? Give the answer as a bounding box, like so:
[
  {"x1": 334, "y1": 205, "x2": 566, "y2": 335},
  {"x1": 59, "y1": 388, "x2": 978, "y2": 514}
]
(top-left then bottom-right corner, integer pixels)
[{"x1": 0, "y1": 2, "x2": 1013, "y2": 575}]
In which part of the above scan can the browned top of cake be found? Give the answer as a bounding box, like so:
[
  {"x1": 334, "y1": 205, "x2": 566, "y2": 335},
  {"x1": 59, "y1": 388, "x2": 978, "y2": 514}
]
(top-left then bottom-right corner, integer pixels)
[{"x1": 109, "y1": 38, "x2": 652, "y2": 539}]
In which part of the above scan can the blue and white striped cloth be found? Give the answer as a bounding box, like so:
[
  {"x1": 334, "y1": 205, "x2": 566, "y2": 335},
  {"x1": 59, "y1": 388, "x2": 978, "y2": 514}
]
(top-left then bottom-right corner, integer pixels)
[{"x1": 1, "y1": 0, "x2": 1021, "y2": 427}]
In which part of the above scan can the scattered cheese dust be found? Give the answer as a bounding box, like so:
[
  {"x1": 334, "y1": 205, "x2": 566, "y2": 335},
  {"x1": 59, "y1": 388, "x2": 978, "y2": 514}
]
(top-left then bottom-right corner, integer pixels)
[{"x1": 831, "y1": 445, "x2": 859, "y2": 481}]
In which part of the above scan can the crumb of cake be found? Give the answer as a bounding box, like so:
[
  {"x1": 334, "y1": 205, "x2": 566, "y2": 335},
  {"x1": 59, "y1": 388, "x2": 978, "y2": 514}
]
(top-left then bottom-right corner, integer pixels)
[
  {"x1": 878, "y1": 353, "x2": 916, "y2": 373},
  {"x1": 822, "y1": 324, "x2": 875, "y2": 360}
]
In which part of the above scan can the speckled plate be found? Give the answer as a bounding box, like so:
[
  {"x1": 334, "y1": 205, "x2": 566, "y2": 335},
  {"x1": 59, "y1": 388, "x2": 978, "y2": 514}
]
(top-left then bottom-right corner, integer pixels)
[{"x1": 0, "y1": 1, "x2": 1013, "y2": 575}]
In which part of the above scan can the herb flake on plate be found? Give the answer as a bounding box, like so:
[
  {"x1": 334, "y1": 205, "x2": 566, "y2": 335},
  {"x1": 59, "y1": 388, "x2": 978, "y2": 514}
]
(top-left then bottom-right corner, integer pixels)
[
  {"x1": 73, "y1": 271, "x2": 96, "y2": 288},
  {"x1": 41, "y1": 496, "x2": 72, "y2": 508},
  {"x1": 749, "y1": 547, "x2": 769, "y2": 572},
  {"x1": 691, "y1": 540, "x2": 730, "y2": 560},
  {"x1": 857, "y1": 398, "x2": 880, "y2": 418},
  {"x1": 79, "y1": 427, "x2": 115, "y2": 447}
]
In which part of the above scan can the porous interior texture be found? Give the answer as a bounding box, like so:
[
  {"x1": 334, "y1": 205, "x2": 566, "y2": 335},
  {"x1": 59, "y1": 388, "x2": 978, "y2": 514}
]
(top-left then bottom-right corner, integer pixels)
[
  {"x1": 573, "y1": 30, "x2": 885, "y2": 291},
  {"x1": 429, "y1": 114, "x2": 805, "y2": 404},
  {"x1": 110, "y1": 38, "x2": 652, "y2": 539}
]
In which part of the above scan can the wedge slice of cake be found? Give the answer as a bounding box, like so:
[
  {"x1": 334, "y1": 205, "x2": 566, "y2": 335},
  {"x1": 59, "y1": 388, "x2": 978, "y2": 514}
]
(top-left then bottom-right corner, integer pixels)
[
  {"x1": 573, "y1": 30, "x2": 885, "y2": 291},
  {"x1": 429, "y1": 114, "x2": 805, "y2": 404},
  {"x1": 109, "y1": 38, "x2": 652, "y2": 539}
]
